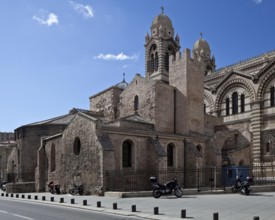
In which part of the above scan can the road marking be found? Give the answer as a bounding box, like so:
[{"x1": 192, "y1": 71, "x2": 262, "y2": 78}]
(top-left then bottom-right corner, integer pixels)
[
  {"x1": 0, "y1": 210, "x2": 8, "y2": 213},
  {"x1": 12, "y1": 214, "x2": 34, "y2": 220}
]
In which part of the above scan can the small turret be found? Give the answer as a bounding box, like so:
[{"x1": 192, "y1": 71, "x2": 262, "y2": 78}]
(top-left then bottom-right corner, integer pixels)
[
  {"x1": 145, "y1": 7, "x2": 180, "y2": 83},
  {"x1": 192, "y1": 33, "x2": 216, "y2": 75}
]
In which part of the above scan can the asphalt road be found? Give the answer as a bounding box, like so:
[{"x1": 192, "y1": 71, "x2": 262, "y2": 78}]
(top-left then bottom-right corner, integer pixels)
[
  {"x1": 1, "y1": 191, "x2": 275, "y2": 220},
  {"x1": 0, "y1": 198, "x2": 143, "y2": 220}
]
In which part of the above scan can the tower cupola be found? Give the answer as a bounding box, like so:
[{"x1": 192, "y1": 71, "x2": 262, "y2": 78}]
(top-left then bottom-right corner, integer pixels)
[
  {"x1": 192, "y1": 33, "x2": 216, "y2": 75},
  {"x1": 150, "y1": 7, "x2": 174, "y2": 39},
  {"x1": 145, "y1": 7, "x2": 180, "y2": 83}
]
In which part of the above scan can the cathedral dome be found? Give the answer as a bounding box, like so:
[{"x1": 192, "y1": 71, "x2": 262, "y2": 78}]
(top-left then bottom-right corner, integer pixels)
[
  {"x1": 151, "y1": 13, "x2": 173, "y2": 30},
  {"x1": 150, "y1": 7, "x2": 174, "y2": 38},
  {"x1": 193, "y1": 34, "x2": 211, "y2": 54}
]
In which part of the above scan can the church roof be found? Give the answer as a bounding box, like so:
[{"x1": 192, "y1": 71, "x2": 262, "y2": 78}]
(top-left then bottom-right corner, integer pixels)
[{"x1": 17, "y1": 108, "x2": 101, "y2": 128}]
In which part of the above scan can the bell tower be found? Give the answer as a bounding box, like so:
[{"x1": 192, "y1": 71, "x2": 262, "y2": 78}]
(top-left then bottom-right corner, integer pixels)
[{"x1": 145, "y1": 7, "x2": 180, "y2": 83}]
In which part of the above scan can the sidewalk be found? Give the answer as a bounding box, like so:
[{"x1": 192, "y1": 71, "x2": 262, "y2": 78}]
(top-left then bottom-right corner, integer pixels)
[{"x1": 1, "y1": 190, "x2": 275, "y2": 220}]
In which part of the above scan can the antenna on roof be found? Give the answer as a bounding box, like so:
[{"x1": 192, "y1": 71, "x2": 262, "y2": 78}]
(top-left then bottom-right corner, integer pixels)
[
  {"x1": 123, "y1": 72, "x2": 126, "y2": 82},
  {"x1": 200, "y1": 32, "x2": 203, "y2": 39}
]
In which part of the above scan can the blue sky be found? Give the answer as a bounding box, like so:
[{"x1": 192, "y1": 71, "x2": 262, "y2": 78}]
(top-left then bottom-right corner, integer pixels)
[{"x1": 0, "y1": 0, "x2": 274, "y2": 132}]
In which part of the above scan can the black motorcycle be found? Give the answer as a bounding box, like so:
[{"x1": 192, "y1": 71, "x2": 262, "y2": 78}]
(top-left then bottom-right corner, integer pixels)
[
  {"x1": 68, "y1": 184, "x2": 84, "y2": 195},
  {"x1": 231, "y1": 175, "x2": 254, "y2": 195},
  {"x1": 0, "y1": 181, "x2": 7, "y2": 191},
  {"x1": 231, "y1": 175, "x2": 243, "y2": 193},
  {"x1": 150, "y1": 176, "x2": 183, "y2": 198},
  {"x1": 48, "y1": 181, "x2": 61, "y2": 194},
  {"x1": 240, "y1": 176, "x2": 254, "y2": 196}
]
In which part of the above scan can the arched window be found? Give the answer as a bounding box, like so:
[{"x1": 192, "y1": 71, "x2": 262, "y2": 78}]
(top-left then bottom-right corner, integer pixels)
[
  {"x1": 122, "y1": 141, "x2": 132, "y2": 167},
  {"x1": 239, "y1": 160, "x2": 245, "y2": 166},
  {"x1": 240, "y1": 94, "x2": 245, "y2": 113},
  {"x1": 165, "y1": 53, "x2": 169, "y2": 72},
  {"x1": 232, "y1": 92, "x2": 238, "y2": 114},
  {"x1": 197, "y1": 145, "x2": 202, "y2": 153},
  {"x1": 226, "y1": 97, "x2": 230, "y2": 116},
  {"x1": 50, "y1": 143, "x2": 56, "y2": 172},
  {"x1": 167, "y1": 143, "x2": 174, "y2": 167},
  {"x1": 266, "y1": 142, "x2": 270, "y2": 153},
  {"x1": 134, "y1": 95, "x2": 139, "y2": 111},
  {"x1": 73, "y1": 137, "x2": 81, "y2": 155},
  {"x1": 151, "y1": 54, "x2": 155, "y2": 72},
  {"x1": 271, "y1": 86, "x2": 275, "y2": 107},
  {"x1": 155, "y1": 52, "x2": 159, "y2": 71}
]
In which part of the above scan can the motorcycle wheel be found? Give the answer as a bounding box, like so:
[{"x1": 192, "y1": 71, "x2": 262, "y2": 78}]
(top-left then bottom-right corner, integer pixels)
[
  {"x1": 78, "y1": 189, "x2": 84, "y2": 195},
  {"x1": 69, "y1": 188, "x2": 76, "y2": 195},
  {"x1": 152, "y1": 189, "x2": 162, "y2": 198},
  {"x1": 231, "y1": 186, "x2": 238, "y2": 193},
  {"x1": 174, "y1": 186, "x2": 183, "y2": 198}
]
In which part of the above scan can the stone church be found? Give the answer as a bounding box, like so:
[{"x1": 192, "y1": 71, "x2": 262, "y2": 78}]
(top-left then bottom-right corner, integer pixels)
[{"x1": 6, "y1": 10, "x2": 275, "y2": 193}]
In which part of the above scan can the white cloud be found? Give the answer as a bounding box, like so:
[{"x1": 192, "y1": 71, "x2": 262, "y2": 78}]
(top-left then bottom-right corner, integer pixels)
[
  {"x1": 69, "y1": 1, "x2": 94, "y2": 18},
  {"x1": 33, "y1": 13, "x2": 59, "y2": 26},
  {"x1": 93, "y1": 53, "x2": 138, "y2": 61},
  {"x1": 253, "y1": 0, "x2": 263, "y2": 4}
]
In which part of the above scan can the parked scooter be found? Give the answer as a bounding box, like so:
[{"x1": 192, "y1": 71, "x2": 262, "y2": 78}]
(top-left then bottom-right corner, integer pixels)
[
  {"x1": 150, "y1": 177, "x2": 183, "y2": 198},
  {"x1": 48, "y1": 181, "x2": 61, "y2": 194},
  {"x1": 68, "y1": 184, "x2": 84, "y2": 195},
  {"x1": 240, "y1": 176, "x2": 254, "y2": 196}
]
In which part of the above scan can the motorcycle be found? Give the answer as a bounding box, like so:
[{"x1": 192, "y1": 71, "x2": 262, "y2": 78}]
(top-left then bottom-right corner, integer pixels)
[
  {"x1": 240, "y1": 176, "x2": 254, "y2": 196},
  {"x1": 231, "y1": 175, "x2": 243, "y2": 193},
  {"x1": 1, "y1": 181, "x2": 7, "y2": 191},
  {"x1": 68, "y1": 184, "x2": 84, "y2": 195},
  {"x1": 48, "y1": 181, "x2": 61, "y2": 194},
  {"x1": 150, "y1": 176, "x2": 183, "y2": 198},
  {"x1": 231, "y1": 175, "x2": 254, "y2": 195}
]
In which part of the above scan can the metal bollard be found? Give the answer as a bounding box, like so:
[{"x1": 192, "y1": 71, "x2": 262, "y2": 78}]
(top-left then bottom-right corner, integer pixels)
[
  {"x1": 10, "y1": 194, "x2": 13, "y2": 198},
  {"x1": 71, "y1": 198, "x2": 75, "y2": 204},
  {"x1": 132, "y1": 205, "x2": 136, "y2": 212},
  {"x1": 5, "y1": 193, "x2": 8, "y2": 197},
  {"x1": 253, "y1": 217, "x2": 260, "y2": 220},
  {"x1": 42, "y1": 196, "x2": 46, "y2": 201},
  {"x1": 16, "y1": 194, "x2": 19, "y2": 198},
  {"x1": 21, "y1": 195, "x2": 25, "y2": 199},
  {"x1": 154, "y1": 207, "x2": 159, "y2": 215},
  {"x1": 1, "y1": 193, "x2": 4, "y2": 196},
  {"x1": 28, "y1": 195, "x2": 31, "y2": 199},
  {"x1": 97, "y1": 201, "x2": 101, "y2": 207},
  {"x1": 83, "y1": 200, "x2": 87, "y2": 206},
  {"x1": 213, "y1": 212, "x2": 219, "y2": 220},
  {"x1": 60, "y1": 198, "x2": 64, "y2": 203},
  {"x1": 113, "y1": 203, "x2": 117, "y2": 210},
  {"x1": 181, "y1": 209, "x2": 186, "y2": 218},
  {"x1": 34, "y1": 195, "x2": 38, "y2": 200},
  {"x1": 51, "y1": 197, "x2": 54, "y2": 202}
]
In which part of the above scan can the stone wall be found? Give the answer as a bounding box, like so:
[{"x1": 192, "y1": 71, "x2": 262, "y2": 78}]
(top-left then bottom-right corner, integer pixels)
[
  {"x1": 60, "y1": 114, "x2": 103, "y2": 195},
  {"x1": 89, "y1": 86, "x2": 122, "y2": 120},
  {"x1": 14, "y1": 124, "x2": 67, "y2": 183},
  {"x1": 119, "y1": 74, "x2": 156, "y2": 123}
]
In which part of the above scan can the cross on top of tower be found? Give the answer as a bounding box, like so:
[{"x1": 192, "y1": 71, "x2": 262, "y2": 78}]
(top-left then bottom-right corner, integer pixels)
[{"x1": 161, "y1": 6, "x2": 164, "y2": 14}]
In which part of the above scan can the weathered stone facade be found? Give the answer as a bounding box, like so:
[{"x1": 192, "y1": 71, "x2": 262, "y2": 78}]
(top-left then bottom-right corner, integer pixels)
[
  {"x1": 6, "y1": 10, "x2": 275, "y2": 193},
  {"x1": 0, "y1": 132, "x2": 15, "y2": 182}
]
